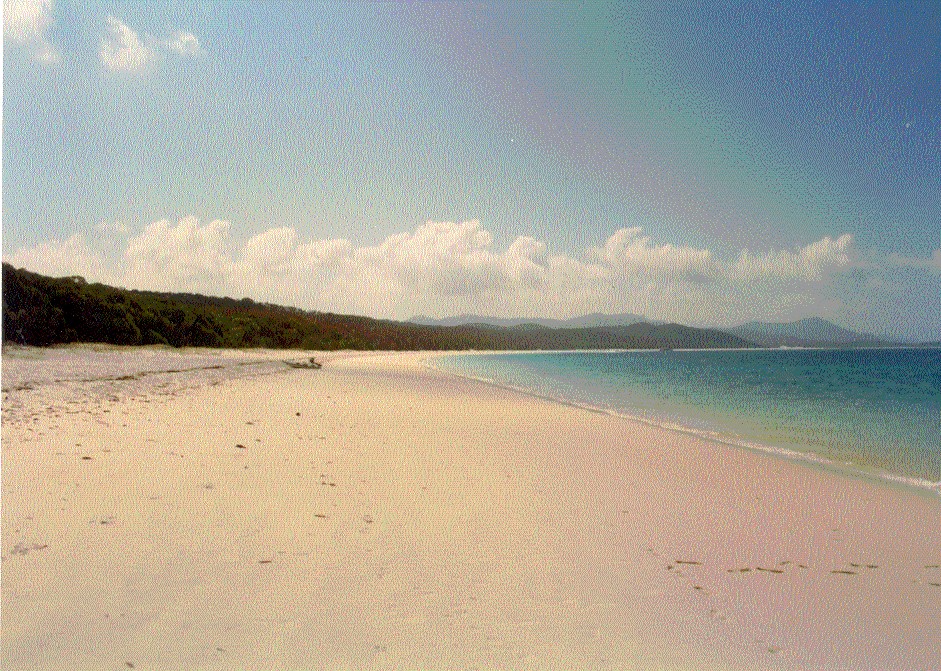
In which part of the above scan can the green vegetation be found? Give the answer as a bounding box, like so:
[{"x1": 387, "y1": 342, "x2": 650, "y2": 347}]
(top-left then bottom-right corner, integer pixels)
[{"x1": 2, "y1": 263, "x2": 755, "y2": 351}]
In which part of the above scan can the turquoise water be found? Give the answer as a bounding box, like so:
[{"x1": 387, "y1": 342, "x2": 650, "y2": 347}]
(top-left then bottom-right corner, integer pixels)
[{"x1": 433, "y1": 349, "x2": 941, "y2": 492}]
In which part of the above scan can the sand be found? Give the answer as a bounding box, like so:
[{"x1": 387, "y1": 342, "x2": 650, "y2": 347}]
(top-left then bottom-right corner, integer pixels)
[{"x1": 2, "y1": 347, "x2": 939, "y2": 670}]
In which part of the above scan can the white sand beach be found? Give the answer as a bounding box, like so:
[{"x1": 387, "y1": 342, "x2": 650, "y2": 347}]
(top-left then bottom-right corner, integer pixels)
[{"x1": 2, "y1": 347, "x2": 940, "y2": 670}]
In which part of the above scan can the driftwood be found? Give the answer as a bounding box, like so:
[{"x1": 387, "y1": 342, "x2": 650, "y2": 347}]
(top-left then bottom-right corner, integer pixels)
[{"x1": 285, "y1": 357, "x2": 322, "y2": 369}]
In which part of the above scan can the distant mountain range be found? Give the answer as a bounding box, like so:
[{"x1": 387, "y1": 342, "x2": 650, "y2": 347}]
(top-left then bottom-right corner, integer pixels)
[
  {"x1": 410, "y1": 312, "x2": 651, "y2": 329},
  {"x1": 412, "y1": 314, "x2": 921, "y2": 349},
  {"x1": 725, "y1": 317, "x2": 897, "y2": 348}
]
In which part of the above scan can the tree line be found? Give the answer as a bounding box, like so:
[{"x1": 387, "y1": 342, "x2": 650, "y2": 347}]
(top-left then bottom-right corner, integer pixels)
[{"x1": 1, "y1": 263, "x2": 754, "y2": 351}]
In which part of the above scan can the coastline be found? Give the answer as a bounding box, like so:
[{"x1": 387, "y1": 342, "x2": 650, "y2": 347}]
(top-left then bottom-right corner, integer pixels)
[
  {"x1": 3, "y1": 348, "x2": 940, "y2": 669},
  {"x1": 428, "y1": 349, "x2": 941, "y2": 497}
]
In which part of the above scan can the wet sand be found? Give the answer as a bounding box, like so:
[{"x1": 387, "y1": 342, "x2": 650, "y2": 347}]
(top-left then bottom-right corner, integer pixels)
[{"x1": 2, "y1": 348, "x2": 939, "y2": 669}]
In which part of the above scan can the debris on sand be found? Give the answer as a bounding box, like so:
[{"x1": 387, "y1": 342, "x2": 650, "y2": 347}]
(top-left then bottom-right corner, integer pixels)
[{"x1": 285, "y1": 357, "x2": 322, "y2": 370}]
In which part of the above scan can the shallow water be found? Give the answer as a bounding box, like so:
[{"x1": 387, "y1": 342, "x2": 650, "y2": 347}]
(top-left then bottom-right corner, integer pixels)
[{"x1": 434, "y1": 349, "x2": 941, "y2": 492}]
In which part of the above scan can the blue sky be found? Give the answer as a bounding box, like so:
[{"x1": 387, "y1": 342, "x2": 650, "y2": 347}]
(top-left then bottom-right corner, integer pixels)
[{"x1": 3, "y1": 1, "x2": 940, "y2": 340}]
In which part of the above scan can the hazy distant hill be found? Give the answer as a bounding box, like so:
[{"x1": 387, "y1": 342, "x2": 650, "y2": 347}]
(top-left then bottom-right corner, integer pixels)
[
  {"x1": 727, "y1": 317, "x2": 894, "y2": 348},
  {"x1": 541, "y1": 322, "x2": 752, "y2": 350},
  {"x1": 410, "y1": 312, "x2": 649, "y2": 329},
  {"x1": 2, "y1": 264, "x2": 752, "y2": 351}
]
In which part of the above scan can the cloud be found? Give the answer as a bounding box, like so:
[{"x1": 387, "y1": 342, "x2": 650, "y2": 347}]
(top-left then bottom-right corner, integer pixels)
[
  {"x1": 731, "y1": 234, "x2": 853, "y2": 281},
  {"x1": 100, "y1": 16, "x2": 203, "y2": 74},
  {"x1": 123, "y1": 216, "x2": 235, "y2": 289},
  {"x1": 3, "y1": 0, "x2": 60, "y2": 64},
  {"x1": 163, "y1": 30, "x2": 203, "y2": 57},
  {"x1": 100, "y1": 15, "x2": 156, "y2": 73},
  {"x1": 5, "y1": 235, "x2": 115, "y2": 283},
  {"x1": 595, "y1": 227, "x2": 717, "y2": 281},
  {"x1": 4, "y1": 217, "x2": 869, "y2": 327},
  {"x1": 886, "y1": 249, "x2": 941, "y2": 274}
]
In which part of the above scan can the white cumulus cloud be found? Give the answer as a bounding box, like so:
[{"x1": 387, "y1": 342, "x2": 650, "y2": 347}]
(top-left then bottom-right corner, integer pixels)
[
  {"x1": 123, "y1": 216, "x2": 235, "y2": 289},
  {"x1": 596, "y1": 227, "x2": 717, "y2": 280},
  {"x1": 6, "y1": 234, "x2": 115, "y2": 283},
  {"x1": 5, "y1": 217, "x2": 865, "y2": 326},
  {"x1": 731, "y1": 234, "x2": 853, "y2": 281},
  {"x1": 163, "y1": 30, "x2": 203, "y2": 56},
  {"x1": 4, "y1": 0, "x2": 60, "y2": 64},
  {"x1": 99, "y1": 16, "x2": 203, "y2": 74},
  {"x1": 100, "y1": 15, "x2": 156, "y2": 73}
]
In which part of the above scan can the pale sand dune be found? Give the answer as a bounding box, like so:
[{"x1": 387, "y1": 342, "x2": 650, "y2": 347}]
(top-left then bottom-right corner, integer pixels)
[{"x1": 2, "y1": 350, "x2": 939, "y2": 670}]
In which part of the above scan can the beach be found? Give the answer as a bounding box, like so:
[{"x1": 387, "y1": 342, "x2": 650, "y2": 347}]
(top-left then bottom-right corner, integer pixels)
[{"x1": 2, "y1": 348, "x2": 940, "y2": 670}]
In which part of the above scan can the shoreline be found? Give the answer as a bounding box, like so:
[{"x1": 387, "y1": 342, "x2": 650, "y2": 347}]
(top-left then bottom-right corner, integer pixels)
[
  {"x1": 426, "y1": 350, "x2": 941, "y2": 498},
  {"x1": 3, "y1": 348, "x2": 940, "y2": 669}
]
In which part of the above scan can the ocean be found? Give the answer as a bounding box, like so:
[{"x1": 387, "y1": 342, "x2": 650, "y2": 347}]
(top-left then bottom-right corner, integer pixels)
[{"x1": 432, "y1": 348, "x2": 941, "y2": 493}]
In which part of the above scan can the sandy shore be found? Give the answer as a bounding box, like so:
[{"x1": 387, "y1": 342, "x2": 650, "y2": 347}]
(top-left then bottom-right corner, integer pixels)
[{"x1": 2, "y1": 348, "x2": 939, "y2": 670}]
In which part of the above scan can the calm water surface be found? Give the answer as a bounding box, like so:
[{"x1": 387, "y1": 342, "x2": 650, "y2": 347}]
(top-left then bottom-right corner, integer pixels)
[{"x1": 434, "y1": 349, "x2": 941, "y2": 491}]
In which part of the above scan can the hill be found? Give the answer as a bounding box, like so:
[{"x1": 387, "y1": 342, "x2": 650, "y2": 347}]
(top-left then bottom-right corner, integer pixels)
[
  {"x1": 726, "y1": 317, "x2": 894, "y2": 348},
  {"x1": 1, "y1": 264, "x2": 754, "y2": 351},
  {"x1": 410, "y1": 312, "x2": 649, "y2": 329}
]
